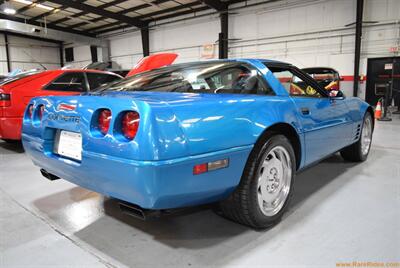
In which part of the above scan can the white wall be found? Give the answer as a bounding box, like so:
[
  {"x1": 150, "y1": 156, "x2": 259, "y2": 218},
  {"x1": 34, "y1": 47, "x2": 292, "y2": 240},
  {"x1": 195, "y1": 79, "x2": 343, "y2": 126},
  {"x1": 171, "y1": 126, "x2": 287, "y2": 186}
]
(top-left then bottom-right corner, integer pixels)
[
  {"x1": 105, "y1": 0, "x2": 400, "y2": 98},
  {"x1": 0, "y1": 35, "x2": 8, "y2": 75},
  {"x1": 0, "y1": 34, "x2": 61, "y2": 75},
  {"x1": 228, "y1": 0, "x2": 400, "y2": 97},
  {"x1": 64, "y1": 43, "x2": 109, "y2": 69},
  {"x1": 108, "y1": 16, "x2": 220, "y2": 69}
]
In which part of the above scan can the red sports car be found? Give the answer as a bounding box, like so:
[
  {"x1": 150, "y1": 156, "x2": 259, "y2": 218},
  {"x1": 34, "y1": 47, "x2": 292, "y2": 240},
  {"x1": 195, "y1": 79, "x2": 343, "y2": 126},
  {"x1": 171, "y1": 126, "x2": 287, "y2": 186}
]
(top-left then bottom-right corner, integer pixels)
[{"x1": 0, "y1": 69, "x2": 122, "y2": 142}]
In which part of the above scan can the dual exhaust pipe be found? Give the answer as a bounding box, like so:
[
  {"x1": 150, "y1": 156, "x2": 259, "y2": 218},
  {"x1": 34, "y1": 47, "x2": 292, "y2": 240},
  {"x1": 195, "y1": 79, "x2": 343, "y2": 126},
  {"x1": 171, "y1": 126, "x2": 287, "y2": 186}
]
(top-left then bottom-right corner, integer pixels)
[
  {"x1": 40, "y1": 169, "x2": 61, "y2": 181},
  {"x1": 119, "y1": 202, "x2": 154, "y2": 220}
]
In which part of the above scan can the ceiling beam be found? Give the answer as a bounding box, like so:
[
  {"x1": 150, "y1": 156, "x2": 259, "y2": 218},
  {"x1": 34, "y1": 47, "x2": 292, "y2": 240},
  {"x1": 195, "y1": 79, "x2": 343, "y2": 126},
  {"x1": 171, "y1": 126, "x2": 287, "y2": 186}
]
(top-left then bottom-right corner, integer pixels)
[
  {"x1": 200, "y1": 0, "x2": 227, "y2": 11},
  {"x1": 85, "y1": 1, "x2": 203, "y2": 33},
  {"x1": 49, "y1": 0, "x2": 128, "y2": 26},
  {"x1": 118, "y1": 0, "x2": 171, "y2": 14},
  {"x1": 145, "y1": 6, "x2": 210, "y2": 23},
  {"x1": 0, "y1": 13, "x2": 96, "y2": 37},
  {"x1": 50, "y1": 0, "x2": 171, "y2": 28},
  {"x1": 136, "y1": 2, "x2": 202, "y2": 20},
  {"x1": 26, "y1": 0, "x2": 86, "y2": 23},
  {"x1": 27, "y1": 9, "x2": 59, "y2": 23},
  {"x1": 94, "y1": 24, "x2": 128, "y2": 35},
  {"x1": 95, "y1": 6, "x2": 211, "y2": 35},
  {"x1": 95, "y1": 0, "x2": 128, "y2": 9},
  {"x1": 45, "y1": 0, "x2": 147, "y2": 28}
]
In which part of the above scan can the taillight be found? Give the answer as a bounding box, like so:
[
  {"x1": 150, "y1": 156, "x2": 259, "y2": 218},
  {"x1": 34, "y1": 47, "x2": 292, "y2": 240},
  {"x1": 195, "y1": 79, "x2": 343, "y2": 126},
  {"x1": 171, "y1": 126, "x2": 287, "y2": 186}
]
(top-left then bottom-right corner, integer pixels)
[
  {"x1": 38, "y1": 105, "x2": 45, "y2": 120},
  {"x1": 98, "y1": 109, "x2": 112, "y2": 135},
  {"x1": 121, "y1": 111, "x2": 140, "y2": 140},
  {"x1": 0, "y1": 93, "x2": 10, "y2": 107},
  {"x1": 193, "y1": 163, "x2": 208, "y2": 175},
  {"x1": 28, "y1": 105, "x2": 34, "y2": 118}
]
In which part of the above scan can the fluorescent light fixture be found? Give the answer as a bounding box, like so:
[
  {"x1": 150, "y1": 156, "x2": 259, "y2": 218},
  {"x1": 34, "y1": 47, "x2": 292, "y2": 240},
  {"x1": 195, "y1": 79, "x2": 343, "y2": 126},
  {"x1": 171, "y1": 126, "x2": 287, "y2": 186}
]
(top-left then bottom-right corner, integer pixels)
[
  {"x1": 12, "y1": 0, "x2": 32, "y2": 5},
  {"x1": 3, "y1": 1, "x2": 16, "y2": 15},
  {"x1": 4, "y1": 7, "x2": 16, "y2": 14},
  {"x1": 36, "y1": 3, "x2": 53, "y2": 11},
  {"x1": 12, "y1": 0, "x2": 54, "y2": 11}
]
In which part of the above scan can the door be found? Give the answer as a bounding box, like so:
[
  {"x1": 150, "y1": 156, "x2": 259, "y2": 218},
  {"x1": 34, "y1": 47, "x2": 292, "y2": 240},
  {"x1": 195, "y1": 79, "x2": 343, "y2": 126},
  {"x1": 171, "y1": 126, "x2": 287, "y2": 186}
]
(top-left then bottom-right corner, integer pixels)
[
  {"x1": 267, "y1": 65, "x2": 352, "y2": 165},
  {"x1": 366, "y1": 57, "x2": 400, "y2": 106},
  {"x1": 291, "y1": 96, "x2": 352, "y2": 165}
]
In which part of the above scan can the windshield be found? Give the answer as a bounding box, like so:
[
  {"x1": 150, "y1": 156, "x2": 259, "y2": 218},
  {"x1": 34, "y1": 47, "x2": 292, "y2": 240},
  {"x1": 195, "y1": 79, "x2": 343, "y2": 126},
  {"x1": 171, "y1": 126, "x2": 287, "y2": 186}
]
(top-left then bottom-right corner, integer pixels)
[
  {"x1": 96, "y1": 61, "x2": 271, "y2": 95},
  {"x1": 302, "y1": 68, "x2": 340, "y2": 93},
  {"x1": 0, "y1": 70, "x2": 43, "y2": 86},
  {"x1": 303, "y1": 69, "x2": 339, "y2": 82}
]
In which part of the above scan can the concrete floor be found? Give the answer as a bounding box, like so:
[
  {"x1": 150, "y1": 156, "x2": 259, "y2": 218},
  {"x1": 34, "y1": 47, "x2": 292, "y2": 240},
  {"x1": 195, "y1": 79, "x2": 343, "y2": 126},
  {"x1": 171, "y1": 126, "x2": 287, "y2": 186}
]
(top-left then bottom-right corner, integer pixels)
[{"x1": 1, "y1": 118, "x2": 399, "y2": 268}]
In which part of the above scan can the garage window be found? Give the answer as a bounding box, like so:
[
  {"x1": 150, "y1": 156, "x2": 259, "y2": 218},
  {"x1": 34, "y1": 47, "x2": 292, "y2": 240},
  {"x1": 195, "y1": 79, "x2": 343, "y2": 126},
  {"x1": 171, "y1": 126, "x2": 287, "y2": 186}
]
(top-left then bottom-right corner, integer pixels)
[{"x1": 65, "y1": 47, "x2": 74, "y2": 62}]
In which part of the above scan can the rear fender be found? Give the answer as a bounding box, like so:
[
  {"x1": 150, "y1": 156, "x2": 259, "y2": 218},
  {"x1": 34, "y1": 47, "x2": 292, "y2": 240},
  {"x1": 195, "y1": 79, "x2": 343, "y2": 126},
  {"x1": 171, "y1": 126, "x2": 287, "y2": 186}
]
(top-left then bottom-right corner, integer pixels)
[{"x1": 166, "y1": 95, "x2": 304, "y2": 162}]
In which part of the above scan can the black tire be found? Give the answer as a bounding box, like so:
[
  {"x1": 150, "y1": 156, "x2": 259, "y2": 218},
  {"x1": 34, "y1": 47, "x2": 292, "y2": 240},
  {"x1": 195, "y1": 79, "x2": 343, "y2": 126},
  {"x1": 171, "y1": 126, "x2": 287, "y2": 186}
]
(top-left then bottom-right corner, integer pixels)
[
  {"x1": 340, "y1": 113, "x2": 373, "y2": 162},
  {"x1": 218, "y1": 133, "x2": 296, "y2": 229}
]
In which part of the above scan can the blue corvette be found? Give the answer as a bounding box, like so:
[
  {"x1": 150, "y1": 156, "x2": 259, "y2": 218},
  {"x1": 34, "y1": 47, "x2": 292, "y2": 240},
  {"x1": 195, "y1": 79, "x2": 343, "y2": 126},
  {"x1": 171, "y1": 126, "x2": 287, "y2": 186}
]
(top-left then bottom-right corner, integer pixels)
[{"x1": 22, "y1": 59, "x2": 374, "y2": 228}]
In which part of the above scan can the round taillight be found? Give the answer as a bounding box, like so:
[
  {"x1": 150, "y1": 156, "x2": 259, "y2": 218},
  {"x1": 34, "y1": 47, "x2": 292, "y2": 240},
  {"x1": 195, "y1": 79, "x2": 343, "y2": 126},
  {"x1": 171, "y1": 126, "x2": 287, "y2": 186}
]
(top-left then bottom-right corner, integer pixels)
[
  {"x1": 98, "y1": 109, "x2": 112, "y2": 135},
  {"x1": 122, "y1": 111, "x2": 140, "y2": 140},
  {"x1": 38, "y1": 105, "x2": 45, "y2": 120}
]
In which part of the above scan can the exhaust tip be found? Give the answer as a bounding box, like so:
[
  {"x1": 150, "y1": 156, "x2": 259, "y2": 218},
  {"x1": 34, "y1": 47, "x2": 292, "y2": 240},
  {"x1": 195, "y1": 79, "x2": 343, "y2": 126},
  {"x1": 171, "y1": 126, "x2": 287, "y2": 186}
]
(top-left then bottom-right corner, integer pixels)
[
  {"x1": 119, "y1": 202, "x2": 146, "y2": 220},
  {"x1": 40, "y1": 169, "x2": 60, "y2": 181}
]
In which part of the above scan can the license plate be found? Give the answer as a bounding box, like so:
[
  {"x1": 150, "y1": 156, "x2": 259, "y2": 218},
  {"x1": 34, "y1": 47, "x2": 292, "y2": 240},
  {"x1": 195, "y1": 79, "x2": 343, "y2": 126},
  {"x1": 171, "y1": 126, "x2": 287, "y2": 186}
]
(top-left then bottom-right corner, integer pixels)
[{"x1": 54, "y1": 130, "x2": 82, "y2": 161}]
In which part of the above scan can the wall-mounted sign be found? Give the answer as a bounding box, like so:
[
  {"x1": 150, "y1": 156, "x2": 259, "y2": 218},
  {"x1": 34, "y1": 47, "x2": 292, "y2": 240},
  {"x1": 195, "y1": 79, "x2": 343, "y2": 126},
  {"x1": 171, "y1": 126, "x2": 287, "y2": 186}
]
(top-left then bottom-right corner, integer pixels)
[
  {"x1": 201, "y1": 44, "x2": 215, "y2": 59},
  {"x1": 384, "y1": 63, "x2": 393, "y2": 70}
]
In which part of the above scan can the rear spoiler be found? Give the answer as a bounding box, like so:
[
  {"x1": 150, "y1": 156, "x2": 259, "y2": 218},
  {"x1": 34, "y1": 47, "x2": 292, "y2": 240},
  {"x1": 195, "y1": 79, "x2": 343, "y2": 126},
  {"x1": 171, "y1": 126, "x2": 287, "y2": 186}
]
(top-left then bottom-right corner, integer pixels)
[{"x1": 126, "y1": 53, "x2": 178, "y2": 77}]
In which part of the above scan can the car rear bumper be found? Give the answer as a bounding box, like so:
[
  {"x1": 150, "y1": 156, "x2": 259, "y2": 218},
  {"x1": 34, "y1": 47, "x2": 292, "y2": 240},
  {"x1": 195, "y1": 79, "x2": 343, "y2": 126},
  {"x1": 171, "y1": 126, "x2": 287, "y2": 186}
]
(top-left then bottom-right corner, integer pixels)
[
  {"x1": 22, "y1": 134, "x2": 252, "y2": 209},
  {"x1": 0, "y1": 117, "x2": 22, "y2": 140}
]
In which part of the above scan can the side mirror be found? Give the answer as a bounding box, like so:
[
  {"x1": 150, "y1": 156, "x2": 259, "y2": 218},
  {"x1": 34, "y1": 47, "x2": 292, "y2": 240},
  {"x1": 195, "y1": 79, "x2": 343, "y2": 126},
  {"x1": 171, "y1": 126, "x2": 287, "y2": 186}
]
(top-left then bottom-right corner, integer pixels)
[
  {"x1": 336, "y1": 90, "x2": 344, "y2": 97},
  {"x1": 329, "y1": 90, "x2": 344, "y2": 98}
]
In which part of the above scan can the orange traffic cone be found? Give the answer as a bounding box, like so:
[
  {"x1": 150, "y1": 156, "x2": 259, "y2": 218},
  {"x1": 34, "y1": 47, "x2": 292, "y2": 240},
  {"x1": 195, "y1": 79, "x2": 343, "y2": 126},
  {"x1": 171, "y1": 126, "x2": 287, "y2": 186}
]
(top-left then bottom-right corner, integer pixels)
[{"x1": 375, "y1": 101, "x2": 382, "y2": 119}]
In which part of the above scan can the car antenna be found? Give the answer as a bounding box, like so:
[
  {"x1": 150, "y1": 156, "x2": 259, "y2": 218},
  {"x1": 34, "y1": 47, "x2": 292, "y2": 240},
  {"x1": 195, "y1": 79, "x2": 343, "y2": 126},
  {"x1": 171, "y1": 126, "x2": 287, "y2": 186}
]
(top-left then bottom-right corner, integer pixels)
[{"x1": 22, "y1": 50, "x2": 48, "y2": 70}]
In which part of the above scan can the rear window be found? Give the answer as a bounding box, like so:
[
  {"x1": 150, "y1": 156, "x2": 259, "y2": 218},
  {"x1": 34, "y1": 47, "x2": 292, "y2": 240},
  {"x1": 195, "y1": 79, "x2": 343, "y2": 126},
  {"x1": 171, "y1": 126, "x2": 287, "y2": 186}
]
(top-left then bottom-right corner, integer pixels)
[
  {"x1": 98, "y1": 61, "x2": 273, "y2": 95},
  {"x1": 0, "y1": 70, "x2": 43, "y2": 86}
]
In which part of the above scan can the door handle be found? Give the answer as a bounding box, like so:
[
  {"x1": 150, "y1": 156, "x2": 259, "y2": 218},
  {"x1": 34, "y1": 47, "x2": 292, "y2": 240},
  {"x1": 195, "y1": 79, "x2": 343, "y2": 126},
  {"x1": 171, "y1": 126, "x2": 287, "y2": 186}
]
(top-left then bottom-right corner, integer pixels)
[{"x1": 301, "y1": 107, "x2": 310, "y2": 115}]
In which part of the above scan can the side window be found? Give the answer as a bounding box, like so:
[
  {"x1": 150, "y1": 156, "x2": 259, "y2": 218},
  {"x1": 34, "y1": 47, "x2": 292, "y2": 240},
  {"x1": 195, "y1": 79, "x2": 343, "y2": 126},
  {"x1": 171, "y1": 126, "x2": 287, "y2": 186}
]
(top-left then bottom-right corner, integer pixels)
[
  {"x1": 45, "y1": 72, "x2": 87, "y2": 92},
  {"x1": 268, "y1": 67, "x2": 322, "y2": 97},
  {"x1": 87, "y1": 73, "x2": 121, "y2": 90},
  {"x1": 207, "y1": 66, "x2": 274, "y2": 95}
]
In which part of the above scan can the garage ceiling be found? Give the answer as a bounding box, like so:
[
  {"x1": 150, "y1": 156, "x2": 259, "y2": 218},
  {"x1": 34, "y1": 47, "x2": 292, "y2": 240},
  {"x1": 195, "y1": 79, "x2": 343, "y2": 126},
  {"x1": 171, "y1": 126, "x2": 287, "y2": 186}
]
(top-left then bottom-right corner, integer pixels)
[{"x1": 1, "y1": 0, "x2": 247, "y2": 37}]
